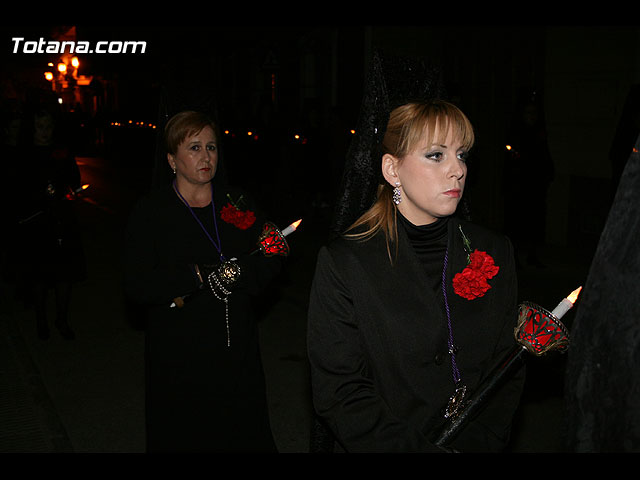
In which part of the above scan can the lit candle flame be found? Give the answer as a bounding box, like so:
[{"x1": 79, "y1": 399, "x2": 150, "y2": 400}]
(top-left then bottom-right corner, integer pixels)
[
  {"x1": 551, "y1": 286, "x2": 583, "y2": 320},
  {"x1": 71, "y1": 184, "x2": 90, "y2": 195},
  {"x1": 567, "y1": 286, "x2": 582, "y2": 304},
  {"x1": 292, "y1": 219, "x2": 302, "y2": 229}
]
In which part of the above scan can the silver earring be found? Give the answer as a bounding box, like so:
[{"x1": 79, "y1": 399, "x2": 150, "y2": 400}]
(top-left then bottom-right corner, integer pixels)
[{"x1": 392, "y1": 182, "x2": 402, "y2": 205}]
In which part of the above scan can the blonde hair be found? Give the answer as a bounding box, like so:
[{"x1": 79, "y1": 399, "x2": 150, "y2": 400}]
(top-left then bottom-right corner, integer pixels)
[{"x1": 345, "y1": 100, "x2": 474, "y2": 260}]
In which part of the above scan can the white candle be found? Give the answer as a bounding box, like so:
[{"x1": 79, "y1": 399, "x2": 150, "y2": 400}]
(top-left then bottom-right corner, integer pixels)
[
  {"x1": 281, "y1": 219, "x2": 302, "y2": 237},
  {"x1": 550, "y1": 287, "x2": 583, "y2": 319},
  {"x1": 551, "y1": 298, "x2": 573, "y2": 319}
]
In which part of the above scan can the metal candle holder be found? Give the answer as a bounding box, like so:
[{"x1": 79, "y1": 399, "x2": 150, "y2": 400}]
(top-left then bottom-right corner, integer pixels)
[
  {"x1": 172, "y1": 220, "x2": 298, "y2": 308},
  {"x1": 432, "y1": 301, "x2": 571, "y2": 447},
  {"x1": 254, "y1": 222, "x2": 290, "y2": 257},
  {"x1": 515, "y1": 301, "x2": 570, "y2": 355}
]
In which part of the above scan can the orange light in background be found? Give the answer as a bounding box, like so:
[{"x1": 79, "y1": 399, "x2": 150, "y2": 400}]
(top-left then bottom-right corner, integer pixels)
[
  {"x1": 76, "y1": 76, "x2": 92, "y2": 86},
  {"x1": 57, "y1": 63, "x2": 67, "y2": 73},
  {"x1": 506, "y1": 145, "x2": 512, "y2": 151},
  {"x1": 44, "y1": 72, "x2": 53, "y2": 81},
  {"x1": 71, "y1": 56, "x2": 79, "y2": 68},
  {"x1": 350, "y1": 129, "x2": 355, "y2": 135}
]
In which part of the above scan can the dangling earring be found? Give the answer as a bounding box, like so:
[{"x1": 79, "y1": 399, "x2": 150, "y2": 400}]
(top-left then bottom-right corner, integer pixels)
[
  {"x1": 393, "y1": 182, "x2": 402, "y2": 205},
  {"x1": 172, "y1": 165, "x2": 176, "y2": 174}
]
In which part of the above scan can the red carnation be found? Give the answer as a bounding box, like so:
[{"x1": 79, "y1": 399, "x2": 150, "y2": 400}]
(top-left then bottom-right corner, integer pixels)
[
  {"x1": 468, "y1": 250, "x2": 499, "y2": 279},
  {"x1": 220, "y1": 203, "x2": 256, "y2": 230},
  {"x1": 453, "y1": 249, "x2": 500, "y2": 300}
]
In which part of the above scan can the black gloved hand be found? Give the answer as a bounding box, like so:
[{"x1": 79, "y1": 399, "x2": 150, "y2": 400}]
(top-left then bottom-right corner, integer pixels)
[{"x1": 197, "y1": 260, "x2": 242, "y2": 300}]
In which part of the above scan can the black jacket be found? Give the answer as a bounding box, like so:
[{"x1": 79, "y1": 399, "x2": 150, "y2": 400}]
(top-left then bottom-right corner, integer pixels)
[
  {"x1": 124, "y1": 182, "x2": 282, "y2": 452},
  {"x1": 307, "y1": 216, "x2": 524, "y2": 452}
]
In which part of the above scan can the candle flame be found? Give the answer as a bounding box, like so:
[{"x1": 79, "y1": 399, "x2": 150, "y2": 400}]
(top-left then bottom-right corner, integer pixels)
[
  {"x1": 291, "y1": 219, "x2": 302, "y2": 230},
  {"x1": 567, "y1": 286, "x2": 582, "y2": 304},
  {"x1": 81, "y1": 184, "x2": 89, "y2": 190}
]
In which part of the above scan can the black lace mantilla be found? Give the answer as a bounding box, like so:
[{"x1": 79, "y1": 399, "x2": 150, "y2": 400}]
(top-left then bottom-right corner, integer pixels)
[{"x1": 330, "y1": 50, "x2": 447, "y2": 235}]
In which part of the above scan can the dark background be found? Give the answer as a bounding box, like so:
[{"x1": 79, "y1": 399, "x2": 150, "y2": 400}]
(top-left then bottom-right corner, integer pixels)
[
  {"x1": 3, "y1": 25, "x2": 639, "y2": 251},
  {"x1": 1, "y1": 24, "x2": 639, "y2": 453}
]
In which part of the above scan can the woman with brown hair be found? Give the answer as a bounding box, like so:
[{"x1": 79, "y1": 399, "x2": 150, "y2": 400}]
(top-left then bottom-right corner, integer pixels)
[{"x1": 124, "y1": 111, "x2": 283, "y2": 452}]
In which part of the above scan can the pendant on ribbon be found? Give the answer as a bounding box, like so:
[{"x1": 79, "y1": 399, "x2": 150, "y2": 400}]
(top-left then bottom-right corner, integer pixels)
[{"x1": 444, "y1": 383, "x2": 467, "y2": 419}]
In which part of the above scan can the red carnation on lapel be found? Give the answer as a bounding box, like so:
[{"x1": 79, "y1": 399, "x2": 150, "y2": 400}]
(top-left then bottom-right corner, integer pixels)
[
  {"x1": 453, "y1": 249, "x2": 500, "y2": 300},
  {"x1": 220, "y1": 194, "x2": 256, "y2": 230}
]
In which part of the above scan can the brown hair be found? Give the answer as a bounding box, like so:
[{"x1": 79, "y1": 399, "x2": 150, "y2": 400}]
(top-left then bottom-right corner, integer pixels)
[
  {"x1": 345, "y1": 100, "x2": 474, "y2": 261},
  {"x1": 164, "y1": 111, "x2": 218, "y2": 155}
]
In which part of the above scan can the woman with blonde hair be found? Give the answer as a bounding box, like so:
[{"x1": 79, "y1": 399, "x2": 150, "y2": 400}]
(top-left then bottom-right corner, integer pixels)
[{"x1": 307, "y1": 54, "x2": 524, "y2": 453}]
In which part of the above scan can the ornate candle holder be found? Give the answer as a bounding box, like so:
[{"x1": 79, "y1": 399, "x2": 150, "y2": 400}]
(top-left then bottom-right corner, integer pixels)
[
  {"x1": 433, "y1": 301, "x2": 572, "y2": 447},
  {"x1": 255, "y1": 222, "x2": 290, "y2": 257},
  {"x1": 515, "y1": 301, "x2": 570, "y2": 356},
  {"x1": 171, "y1": 220, "x2": 299, "y2": 308}
]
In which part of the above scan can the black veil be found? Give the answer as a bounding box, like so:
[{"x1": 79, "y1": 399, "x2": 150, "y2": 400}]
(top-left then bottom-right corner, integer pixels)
[
  {"x1": 564, "y1": 132, "x2": 640, "y2": 452},
  {"x1": 330, "y1": 50, "x2": 447, "y2": 235}
]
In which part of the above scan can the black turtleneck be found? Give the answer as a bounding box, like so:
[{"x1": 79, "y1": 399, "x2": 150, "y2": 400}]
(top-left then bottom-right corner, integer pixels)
[{"x1": 397, "y1": 213, "x2": 449, "y2": 294}]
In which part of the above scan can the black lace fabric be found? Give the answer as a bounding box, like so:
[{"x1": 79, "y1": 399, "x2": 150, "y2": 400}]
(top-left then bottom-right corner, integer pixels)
[
  {"x1": 564, "y1": 133, "x2": 640, "y2": 452},
  {"x1": 330, "y1": 50, "x2": 446, "y2": 235}
]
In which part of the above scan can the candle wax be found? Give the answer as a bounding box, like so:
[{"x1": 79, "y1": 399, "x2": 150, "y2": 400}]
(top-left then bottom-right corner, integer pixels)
[
  {"x1": 281, "y1": 225, "x2": 295, "y2": 236},
  {"x1": 551, "y1": 298, "x2": 573, "y2": 319}
]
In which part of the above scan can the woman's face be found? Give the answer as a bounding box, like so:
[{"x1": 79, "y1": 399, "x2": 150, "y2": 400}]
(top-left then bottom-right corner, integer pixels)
[
  {"x1": 168, "y1": 125, "x2": 218, "y2": 186},
  {"x1": 384, "y1": 126, "x2": 468, "y2": 225}
]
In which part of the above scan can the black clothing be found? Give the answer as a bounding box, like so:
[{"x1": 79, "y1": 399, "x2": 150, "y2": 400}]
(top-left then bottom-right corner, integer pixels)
[
  {"x1": 14, "y1": 144, "x2": 86, "y2": 283},
  {"x1": 307, "y1": 216, "x2": 524, "y2": 452},
  {"x1": 565, "y1": 133, "x2": 640, "y2": 452},
  {"x1": 398, "y1": 214, "x2": 448, "y2": 294},
  {"x1": 124, "y1": 182, "x2": 282, "y2": 452}
]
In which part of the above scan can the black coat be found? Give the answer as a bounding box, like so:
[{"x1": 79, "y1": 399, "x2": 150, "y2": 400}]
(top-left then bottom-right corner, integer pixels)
[
  {"x1": 124, "y1": 182, "x2": 282, "y2": 452},
  {"x1": 565, "y1": 133, "x2": 640, "y2": 451},
  {"x1": 307, "y1": 216, "x2": 524, "y2": 452}
]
